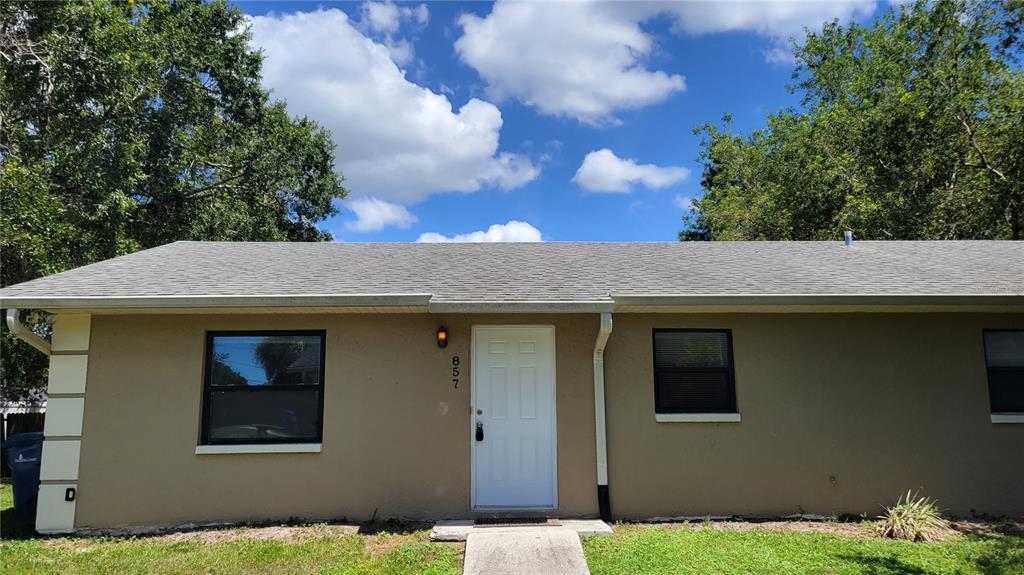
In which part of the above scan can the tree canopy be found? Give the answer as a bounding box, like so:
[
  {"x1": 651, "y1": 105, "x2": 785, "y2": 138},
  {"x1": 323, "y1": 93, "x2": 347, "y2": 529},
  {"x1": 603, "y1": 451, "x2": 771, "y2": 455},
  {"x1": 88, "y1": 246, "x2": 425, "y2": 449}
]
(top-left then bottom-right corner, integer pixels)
[
  {"x1": 0, "y1": 0, "x2": 348, "y2": 401},
  {"x1": 683, "y1": 0, "x2": 1023, "y2": 241}
]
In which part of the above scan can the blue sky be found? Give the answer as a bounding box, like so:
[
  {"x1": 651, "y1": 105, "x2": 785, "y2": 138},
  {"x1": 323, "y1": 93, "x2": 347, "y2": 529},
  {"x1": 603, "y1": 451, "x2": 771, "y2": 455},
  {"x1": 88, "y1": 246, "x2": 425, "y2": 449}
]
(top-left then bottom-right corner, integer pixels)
[{"x1": 237, "y1": 1, "x2": 886, "y2": 242}]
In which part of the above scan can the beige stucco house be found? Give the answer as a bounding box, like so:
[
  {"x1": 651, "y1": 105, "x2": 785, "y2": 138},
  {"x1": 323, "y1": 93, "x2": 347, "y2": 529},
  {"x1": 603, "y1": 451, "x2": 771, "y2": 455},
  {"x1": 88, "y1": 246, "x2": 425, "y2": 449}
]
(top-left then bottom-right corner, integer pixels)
[{"x1": 1, "y1": 240, "x2": 1022, "y2": 534}]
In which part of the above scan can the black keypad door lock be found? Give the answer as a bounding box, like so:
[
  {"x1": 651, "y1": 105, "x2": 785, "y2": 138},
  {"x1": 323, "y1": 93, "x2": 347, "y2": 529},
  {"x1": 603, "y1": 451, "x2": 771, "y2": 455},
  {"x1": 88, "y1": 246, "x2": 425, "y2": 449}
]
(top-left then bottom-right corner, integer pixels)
[{"x1": 475, "y1": 422, "x2": 484, "y2": 442}]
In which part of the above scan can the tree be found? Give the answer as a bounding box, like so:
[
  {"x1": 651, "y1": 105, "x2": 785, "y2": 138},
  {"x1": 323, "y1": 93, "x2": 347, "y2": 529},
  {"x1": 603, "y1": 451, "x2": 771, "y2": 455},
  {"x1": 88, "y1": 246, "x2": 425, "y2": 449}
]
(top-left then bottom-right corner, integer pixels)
[
  {"x1": 211, "y1": 352, "x2": 248, "y2": 387},
  {"x1": 683, "y1": 0, "x2": 1023, "y2": 241},
  {"x1": 0, "y1": 0, "x2": 348, "y2": 402},
  {"x1": 254, "y1": 337, "x2": 305, "y2": 385}
]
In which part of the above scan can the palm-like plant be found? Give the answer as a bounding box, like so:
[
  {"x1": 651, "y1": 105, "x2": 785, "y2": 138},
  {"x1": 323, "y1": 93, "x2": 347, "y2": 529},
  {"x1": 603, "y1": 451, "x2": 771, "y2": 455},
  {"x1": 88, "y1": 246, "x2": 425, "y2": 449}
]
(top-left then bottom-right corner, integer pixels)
[{"x1": 877, "y1": 491, "x2": 950, "y2": 542}]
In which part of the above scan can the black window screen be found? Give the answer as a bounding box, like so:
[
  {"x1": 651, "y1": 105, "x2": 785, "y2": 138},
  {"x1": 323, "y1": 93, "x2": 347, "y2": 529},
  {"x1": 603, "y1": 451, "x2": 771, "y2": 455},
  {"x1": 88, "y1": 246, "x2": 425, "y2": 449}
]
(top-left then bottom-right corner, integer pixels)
[
  {"x1": 653, "y1": 329, "x2": 737, "y2": 414},
  {"x1": 984, "y1": 330, "x2": 1024, "y2": 413},
  {"x1": 201, "y1": 331, "x2": 325, "y2": 444}
]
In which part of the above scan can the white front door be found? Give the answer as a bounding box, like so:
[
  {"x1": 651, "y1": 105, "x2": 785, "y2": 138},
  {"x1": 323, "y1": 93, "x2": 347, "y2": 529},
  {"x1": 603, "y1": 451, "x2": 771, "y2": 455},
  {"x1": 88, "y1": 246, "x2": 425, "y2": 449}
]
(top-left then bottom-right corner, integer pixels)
[{"x1": 472, "y1": 326, "x2": 557, "y2": 509}]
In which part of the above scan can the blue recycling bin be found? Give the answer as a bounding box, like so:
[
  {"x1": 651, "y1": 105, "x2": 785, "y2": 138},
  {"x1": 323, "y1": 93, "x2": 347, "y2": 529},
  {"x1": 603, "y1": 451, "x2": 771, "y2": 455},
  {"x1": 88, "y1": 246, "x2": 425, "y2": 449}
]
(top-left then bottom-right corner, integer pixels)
[{"x1": 4, "y1": 432, "x2": 44, "y2": 519}]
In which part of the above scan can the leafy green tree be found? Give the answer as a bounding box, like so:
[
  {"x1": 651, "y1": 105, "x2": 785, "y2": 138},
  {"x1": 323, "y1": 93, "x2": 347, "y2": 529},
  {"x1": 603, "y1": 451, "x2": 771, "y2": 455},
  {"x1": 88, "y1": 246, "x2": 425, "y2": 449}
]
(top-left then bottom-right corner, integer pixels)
[
  {"x1": 0, "y1": 0, "x2": 347, "y2": 401},
  {"x1": 684, "y1": 0, "x2": 1023, "y2": 241},
  {"x1": 254, "y1": 338, "x2": 305, "y2": 385},
  {"x1": 211, "y1": 352, "x2": 248, "y2": 387}
]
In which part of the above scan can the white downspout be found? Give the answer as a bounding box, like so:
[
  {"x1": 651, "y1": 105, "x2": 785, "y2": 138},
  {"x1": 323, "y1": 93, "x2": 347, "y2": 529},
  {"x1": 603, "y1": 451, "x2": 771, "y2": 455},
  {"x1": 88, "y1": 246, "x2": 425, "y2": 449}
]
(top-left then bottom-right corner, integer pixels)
[
  {"x1": 593, "y1": 311, "x2": 613, "y2": 521},
  {"x1": 6, "y1": 309, "x2": 51, "y2": 355}
]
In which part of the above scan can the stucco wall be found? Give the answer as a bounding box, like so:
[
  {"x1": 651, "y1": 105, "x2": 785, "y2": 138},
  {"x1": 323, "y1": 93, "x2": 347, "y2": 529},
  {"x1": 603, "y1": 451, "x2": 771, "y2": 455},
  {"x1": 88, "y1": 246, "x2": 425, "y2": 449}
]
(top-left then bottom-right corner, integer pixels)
[
  {"x1": 74, "y1": 311, "x2": 1023, "y2": 528},
  {"x1": 75, "y1": 313, "x2": 599, "y2": 528},
  {"x1": 604, "y1": 313, "x2": 1024, "y2": 518}
]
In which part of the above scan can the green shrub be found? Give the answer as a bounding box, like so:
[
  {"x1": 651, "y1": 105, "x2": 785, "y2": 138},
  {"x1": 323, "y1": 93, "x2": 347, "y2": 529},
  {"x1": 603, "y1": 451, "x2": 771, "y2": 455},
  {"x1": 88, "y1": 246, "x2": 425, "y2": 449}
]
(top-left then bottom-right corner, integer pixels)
[{"x1": 877, "y1": 491, "x2": 951, "y2": 542}]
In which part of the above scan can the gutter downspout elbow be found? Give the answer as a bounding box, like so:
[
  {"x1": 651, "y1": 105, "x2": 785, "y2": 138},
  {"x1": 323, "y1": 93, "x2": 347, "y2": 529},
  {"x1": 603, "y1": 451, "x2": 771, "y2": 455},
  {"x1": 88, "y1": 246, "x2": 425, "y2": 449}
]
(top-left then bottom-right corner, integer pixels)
[
  {"x1": 593, "y1": 311, "x2": 613, "y2": 522},
  {"x1": 6, "y1": 309, "x2": 51, "y2": 355}
]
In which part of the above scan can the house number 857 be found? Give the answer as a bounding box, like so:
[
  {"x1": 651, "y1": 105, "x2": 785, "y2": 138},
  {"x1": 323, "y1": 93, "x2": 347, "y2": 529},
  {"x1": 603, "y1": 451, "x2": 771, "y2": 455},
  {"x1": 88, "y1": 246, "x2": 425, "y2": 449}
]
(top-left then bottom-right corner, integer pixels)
[{"x1": 452, "y1": 356, "x2": 461, "y2": 388}]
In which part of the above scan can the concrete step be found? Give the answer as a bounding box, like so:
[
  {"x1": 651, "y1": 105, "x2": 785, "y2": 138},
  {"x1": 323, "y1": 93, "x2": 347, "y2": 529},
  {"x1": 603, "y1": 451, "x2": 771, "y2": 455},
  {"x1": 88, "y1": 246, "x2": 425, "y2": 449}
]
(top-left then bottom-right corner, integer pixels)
[{"x1": 430, "y1": 519, "x2": 613, "y2": 542}]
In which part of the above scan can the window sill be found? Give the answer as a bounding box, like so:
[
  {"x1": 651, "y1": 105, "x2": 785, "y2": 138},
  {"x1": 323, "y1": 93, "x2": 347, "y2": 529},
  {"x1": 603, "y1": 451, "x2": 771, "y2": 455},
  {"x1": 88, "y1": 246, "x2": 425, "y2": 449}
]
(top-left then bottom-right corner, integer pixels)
[
  {"x1": 991, "y1": 414, "x2": 1024, "y2": 424},
  {"x1": 195, "y1": 444, "x2": 322, "y2": 455},
  {"x1": 655, "y1": 413, "x2": 741, "y2": 423}
]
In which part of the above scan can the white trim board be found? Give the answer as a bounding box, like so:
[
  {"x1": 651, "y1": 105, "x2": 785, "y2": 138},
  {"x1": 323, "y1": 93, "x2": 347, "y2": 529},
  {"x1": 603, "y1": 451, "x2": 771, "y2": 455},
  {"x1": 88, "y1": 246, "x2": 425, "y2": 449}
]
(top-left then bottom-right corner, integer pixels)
[
  {"x1": 36, "y1": 313, "x2": 91, "y2": 535},
  {"x1": 47, "y1": 355, "x2": 89, "y2": 394},
  {"x1": 51, "y1": 314, "x2": 91, "y2": 351},
  {"x1": 991, "y1": 414, "x2": 1024, "y2": 424},
  {"x1": 36, "y1": 484, "x2": 77, "y2": 534},
  {"x1": 40, "y1": 440, "x2": 81, "y2": 481},
  {"x1": 656, "y1": 413, "x2": 742, "y2": 423},
  {"x1": 195, "y1": 444, "x2": 322, "y2": 455},
  {"x1": 43, "y1": 398, "x2": 86, "y2": 436}
]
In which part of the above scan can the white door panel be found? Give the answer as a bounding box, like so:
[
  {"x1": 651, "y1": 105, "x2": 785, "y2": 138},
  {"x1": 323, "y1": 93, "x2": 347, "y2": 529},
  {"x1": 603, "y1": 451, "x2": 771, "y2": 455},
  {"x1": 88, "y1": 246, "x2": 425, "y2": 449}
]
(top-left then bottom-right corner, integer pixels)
[{"x1": 472, "y1": 326, "x2": 556, "y2": 509}]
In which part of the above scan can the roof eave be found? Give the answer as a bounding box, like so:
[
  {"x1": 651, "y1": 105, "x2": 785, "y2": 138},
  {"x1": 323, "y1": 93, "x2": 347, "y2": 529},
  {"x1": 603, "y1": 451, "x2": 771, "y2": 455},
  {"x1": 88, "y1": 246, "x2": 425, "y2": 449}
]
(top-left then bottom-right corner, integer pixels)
[
  {"x1": 0, "y1": 293, "x2": 433, "y2": 310},
  {"x1": 3, "y1": 293, "x2": 1022, "y2": 314},
  {"x1": 428, "y1": 301, "x2": 615, "y2": 314},
  {"x1": 611, "y1": 293, "x2": 1024, "y2": 312}
]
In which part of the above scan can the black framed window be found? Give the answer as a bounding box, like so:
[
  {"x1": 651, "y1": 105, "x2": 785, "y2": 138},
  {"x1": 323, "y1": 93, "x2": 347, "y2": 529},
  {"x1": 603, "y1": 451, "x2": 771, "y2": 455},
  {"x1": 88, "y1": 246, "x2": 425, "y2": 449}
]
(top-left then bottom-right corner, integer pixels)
[
  {"x1": 983, "y1": 330, "x2": 1024, "y2": 414},
  {"x1": 653, "y1": 329, "x2": 737, "y2": 414},
  {"x1": 201, "y1": 331, "x2": 325, "y2": 445}
]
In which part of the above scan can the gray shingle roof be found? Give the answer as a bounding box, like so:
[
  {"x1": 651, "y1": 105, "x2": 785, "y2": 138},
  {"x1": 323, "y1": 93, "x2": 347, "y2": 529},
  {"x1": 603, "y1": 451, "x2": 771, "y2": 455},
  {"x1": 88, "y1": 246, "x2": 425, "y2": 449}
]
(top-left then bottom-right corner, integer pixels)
[{"x1": 1, "y1": 240, "x2": 1022, "y2": 309}]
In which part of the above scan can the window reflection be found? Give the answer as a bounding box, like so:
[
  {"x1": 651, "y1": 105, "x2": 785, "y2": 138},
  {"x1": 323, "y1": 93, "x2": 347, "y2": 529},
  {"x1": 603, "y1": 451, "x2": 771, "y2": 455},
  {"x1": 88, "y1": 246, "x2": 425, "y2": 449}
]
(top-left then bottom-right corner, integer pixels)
[{"x1": 202, "y1": 331, "x2": 325, "y2": 444}]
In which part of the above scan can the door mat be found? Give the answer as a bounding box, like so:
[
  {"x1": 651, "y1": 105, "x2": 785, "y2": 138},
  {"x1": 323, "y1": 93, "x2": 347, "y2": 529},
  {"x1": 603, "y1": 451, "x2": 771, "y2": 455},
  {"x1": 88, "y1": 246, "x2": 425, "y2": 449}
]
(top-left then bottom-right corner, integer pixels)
[{"x1": 474, "y1": 517, "x2": 561, "y2": 527}]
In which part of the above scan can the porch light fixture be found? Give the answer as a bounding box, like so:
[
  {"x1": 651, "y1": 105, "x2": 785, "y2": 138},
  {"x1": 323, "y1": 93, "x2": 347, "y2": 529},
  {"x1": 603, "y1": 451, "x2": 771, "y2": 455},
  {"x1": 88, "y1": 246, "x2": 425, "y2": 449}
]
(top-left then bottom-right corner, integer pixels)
[{"x1": 437, "y1": 325, "x2": 449, "y2": 348}]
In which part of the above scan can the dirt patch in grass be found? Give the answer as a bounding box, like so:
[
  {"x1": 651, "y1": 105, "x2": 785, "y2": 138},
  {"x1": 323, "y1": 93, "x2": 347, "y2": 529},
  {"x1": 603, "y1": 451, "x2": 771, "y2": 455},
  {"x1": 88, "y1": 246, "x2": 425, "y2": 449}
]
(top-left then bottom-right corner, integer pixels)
[
  {"x1": 36, "y1": 523, "x2": 360, "y2": 550},
  {"x1": 643, "y1": 520, "x2": 870, "y2": 538},
  {"x1": 49, "y1": 518, "x2": 438, "y2": 546},
  {"x1": 699, "y1": 520, "x2": 871, "y2": 537},
  {"x1": 363, "y1": 532, "x2": 426, "y2": 557},
  {"x1": 33, "y1": 518, "x2": 470, "y2": 552},
  {"x1": 952, "y1": 519, "x2": 1024, "y2": 535},
  {"x1": 626, "y1": 518, "x2": 1024, "y2": 542},
  {"x1": 160, "y1": 523, "x2": 361, "y2": 543},
  {"x1": 362, "y1": 532, "x2": 465, "y2": 559}
]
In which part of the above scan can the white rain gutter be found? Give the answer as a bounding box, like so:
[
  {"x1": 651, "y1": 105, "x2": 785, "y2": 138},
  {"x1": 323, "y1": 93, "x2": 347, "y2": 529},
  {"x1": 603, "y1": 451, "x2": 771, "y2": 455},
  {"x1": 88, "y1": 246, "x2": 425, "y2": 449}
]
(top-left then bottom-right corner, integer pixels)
[
  {"x1": 611, "y1": 294, "x2": 1024, "y2": 308},
  {"x1": 428, "y1": 300, "x2": 614, "y2": 314},
  {"x1": 0, "y1": 293, "x2": 433, "y2": 310},
  {"x1": 593, "y1": 311, "x2": 613, "y2": 521},
  {"x1": 5, "y1": 309, "x2": 50, "y2": 355}
]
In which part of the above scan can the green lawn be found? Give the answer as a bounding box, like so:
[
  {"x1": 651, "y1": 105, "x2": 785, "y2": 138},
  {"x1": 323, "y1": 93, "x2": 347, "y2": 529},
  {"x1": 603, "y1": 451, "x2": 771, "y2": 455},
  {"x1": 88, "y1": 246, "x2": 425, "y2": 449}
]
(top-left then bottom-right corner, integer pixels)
[
  {"x1": 0, "y1": 485, "x2": 461, "y2": 575},
  {"x1": 583, "y1": 522, "x2": 1024, "y2": 575},
  {"x1": 4, "y1": 483, "x2": 1022, "y2": 575},
  {"x1": 1, "y1": 534, "x2": 461, "y2": 575}
]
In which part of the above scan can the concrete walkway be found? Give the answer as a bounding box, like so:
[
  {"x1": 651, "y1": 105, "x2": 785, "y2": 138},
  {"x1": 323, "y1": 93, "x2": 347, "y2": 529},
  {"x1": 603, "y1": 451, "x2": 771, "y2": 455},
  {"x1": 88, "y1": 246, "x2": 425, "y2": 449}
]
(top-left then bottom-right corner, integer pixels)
[{"x1": 462, "y1": 527, "x2": 591, "y2": 575}]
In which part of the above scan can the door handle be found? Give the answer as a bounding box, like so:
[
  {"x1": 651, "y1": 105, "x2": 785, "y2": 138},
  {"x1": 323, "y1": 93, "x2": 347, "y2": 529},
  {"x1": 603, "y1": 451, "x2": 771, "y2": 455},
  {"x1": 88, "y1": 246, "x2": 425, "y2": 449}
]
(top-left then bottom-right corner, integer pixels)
[{"x1": 476, "y1": 422, "x2": 484, "y2": 442}]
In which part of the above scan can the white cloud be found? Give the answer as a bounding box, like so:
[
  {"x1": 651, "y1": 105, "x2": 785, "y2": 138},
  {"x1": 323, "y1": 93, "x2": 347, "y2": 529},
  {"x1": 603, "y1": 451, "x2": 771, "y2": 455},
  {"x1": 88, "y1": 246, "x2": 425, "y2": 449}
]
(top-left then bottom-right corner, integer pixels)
[
  {"x1": 361, "y1": 1, "x2": 428, "y2": 34},
  {"x1": 663, "y1": 1, "x2": 877, "y2": 63},
  {"x1": 346, "y1": 196, "x2": 417, "y2": 232},
  {"x1": 363, "y1": 1, "x2": 401, "y2": 33},
  {"x1": 359, "y1": 2, "x2": 429, "y2": 66},
  {"x1": 416, "y1": 220, "x2": 543, "y2": 243},
  {"x1": 673, "y1": 194, "x2": 695, "y2": 211},
  {"x1": 413, "y1": 4, "x2": 429, "y2": 25},
  {"x1": 249, "y1": 8, "x2": 538, "y2": 209},
  {"x1": 573, "y1": 149, "x2": 690, "y2": 193},
  {"x1": 763, "y1": 43, "x2": 797, "y2": 64},
  {"x1": 454, "y1": 1, "x2": 877, "y2": 123},
  {"x1": 664, "y1": 1, "x2": 876, "y2": 38},
  {"x1": 455, "y1": 1, "x2": 685, "y2": 124},
  {"x1": 381, "y1": 38, "x2": 414, "y2": 67}
]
